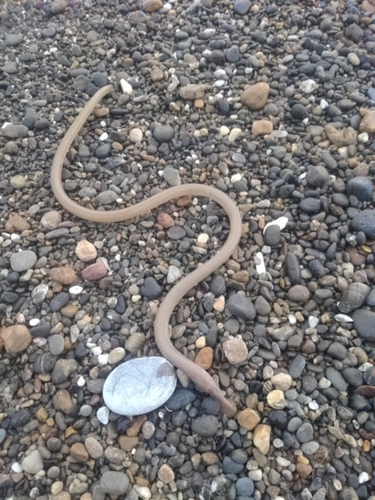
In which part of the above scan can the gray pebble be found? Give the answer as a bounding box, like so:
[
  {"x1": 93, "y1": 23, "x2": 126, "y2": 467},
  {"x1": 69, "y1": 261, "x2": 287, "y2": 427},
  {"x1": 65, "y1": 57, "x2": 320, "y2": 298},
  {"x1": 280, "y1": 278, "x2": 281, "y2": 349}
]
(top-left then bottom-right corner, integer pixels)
[
  {"x1": 10, "y1": 250, "x2": 37, "y2": 272},
  {"x1": 227, "y1": 291, "x2": 256, "y2": 320}
]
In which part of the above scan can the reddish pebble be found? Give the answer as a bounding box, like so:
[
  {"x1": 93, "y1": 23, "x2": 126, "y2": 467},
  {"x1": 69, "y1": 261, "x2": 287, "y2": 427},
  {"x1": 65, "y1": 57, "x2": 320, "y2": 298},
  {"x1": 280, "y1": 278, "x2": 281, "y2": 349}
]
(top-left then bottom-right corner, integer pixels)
[
  {"x1": 157, "y1": 213, "x2": 174, "y2": 228},
  {"x1": 82, "y1": 261, "x2": 108, "y2": 281}
]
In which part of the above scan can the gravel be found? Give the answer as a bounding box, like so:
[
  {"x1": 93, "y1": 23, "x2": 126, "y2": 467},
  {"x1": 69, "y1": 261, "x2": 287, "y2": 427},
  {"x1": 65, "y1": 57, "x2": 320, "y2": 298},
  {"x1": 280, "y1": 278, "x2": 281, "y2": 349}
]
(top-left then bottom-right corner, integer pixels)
[{"x1": 1, "y1": 1, "x2": 375, "y2": 500}]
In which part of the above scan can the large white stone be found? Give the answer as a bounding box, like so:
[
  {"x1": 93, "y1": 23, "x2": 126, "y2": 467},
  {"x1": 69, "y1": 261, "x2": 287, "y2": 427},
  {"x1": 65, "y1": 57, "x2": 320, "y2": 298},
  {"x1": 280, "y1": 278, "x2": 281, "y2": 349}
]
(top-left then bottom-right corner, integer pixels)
[{"x1": 103, "y1": 357, "x2": 177, "y2": 416}]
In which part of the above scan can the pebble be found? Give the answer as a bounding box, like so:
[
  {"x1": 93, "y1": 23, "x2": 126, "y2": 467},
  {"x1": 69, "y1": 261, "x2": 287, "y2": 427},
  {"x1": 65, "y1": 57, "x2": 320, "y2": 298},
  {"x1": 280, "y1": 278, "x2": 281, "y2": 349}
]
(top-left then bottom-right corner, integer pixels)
[
  {"x1": 50, "y1": 267, "x2": 76, "y2": 285},
  {"x1": 191, "y1": 415, "x2": 219, "y2": 437},
  {"x1": 253, "y1": 424, "x2": 271, "y2": 454},
  {"x1": 241, "y1": 83, "x2": 270, "y2": 110},
  {"x1": 346, "y1": 177, "x2": 373, "y2": 202},
  {"x1": 0, "y1": 325, "x2": 32, "y2": 354},
  {"x1": 222, "y1": 337, "x2": 248, "y2": 364},
  {"x1": 352, "y1": 310, "x2": 375, "y2": 342},
  {"x1": 103, "y1": 357, "x2": 176, "y2": 415},
  {"x1": 21, "y1": 450, "x2": 44, "y2": 474},
  {"x1": 10, "y1": 250, "x2": 37, "y2": 272},
  {"x1": 75, "y1": 240, "x2": 97, "y2": 262},
  {"x1": 267, "y1": 390, "x2": 287, "y2": 409},
  {"x1": 288, "y1": 285, "x2": 310, "y2": 303},
  {"x1": 153, "y1": 124, "x2": 174, "y2": 142},
  {"x1": 237, "y1": 408, "x2": 261, "y2": 430},
  {"x1": 227, "y1": 291, "x2": 256, "y2": 320},
  {"x1": 100, "y1": 471, "x2": 129, "y2": 496}
]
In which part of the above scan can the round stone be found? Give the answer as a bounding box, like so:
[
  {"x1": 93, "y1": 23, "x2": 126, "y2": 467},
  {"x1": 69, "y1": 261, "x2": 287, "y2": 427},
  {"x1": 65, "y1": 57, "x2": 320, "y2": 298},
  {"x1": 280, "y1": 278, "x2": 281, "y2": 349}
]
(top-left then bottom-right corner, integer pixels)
[
  {"x1": 103, "y1": 357, "x2": 177, "y2": 416},
  {"x1": 153, "y1": 124, "x2": 174, "y2": 142},
  {"x1": 75, "y1": 240, "x2": 97, "y2": 262},
  {"x1": 10, "y1": 250, "x2": 37, "y2": 272}
]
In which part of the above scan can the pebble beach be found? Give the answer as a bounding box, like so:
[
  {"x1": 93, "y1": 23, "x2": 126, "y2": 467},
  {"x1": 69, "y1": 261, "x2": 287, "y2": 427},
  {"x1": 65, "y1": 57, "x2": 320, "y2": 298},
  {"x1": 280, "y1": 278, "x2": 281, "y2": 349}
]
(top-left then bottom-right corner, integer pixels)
[{"x1": 1, "y1": 1, "x2": 375, "y2": 500}]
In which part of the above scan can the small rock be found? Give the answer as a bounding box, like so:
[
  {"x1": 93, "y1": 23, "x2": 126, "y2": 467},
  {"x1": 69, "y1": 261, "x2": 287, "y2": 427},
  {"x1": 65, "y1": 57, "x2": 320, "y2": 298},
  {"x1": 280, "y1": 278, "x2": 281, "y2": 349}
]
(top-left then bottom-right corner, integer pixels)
[
  {"x1": 8, "y1": 214, "x2": 30, "y2": 231},
  {"x1": 144, "y1": 0, "x2": 163, "y2": 12},
  {"x1": 237, "y1": 408, "x2": 261, "y2": 430},
  {"x1": 241, "y1": 83, "x2": 270, "y2": 110},
  {"x1": 252, "y1": 119, "x2": 273, "y2": 136},
  {"x1": 346, "y1": 177, "x2": 373, "y2": 202},
  {"x1": 288, "y1": 285, "x2": 310, "y2": 303},
  {"x1": 291, "y1": 104, "x2": 308, "y2": 120},
  {"x1": 82, "y1": 261, "x2": 108, "y2": 281},
  {"x1": 10, "y1": 250, "x2": 37, "y2": 272},
  {"x1": 179, "y1": 84, "x2": 206, "y2": 100},
  {"x1": 222, "y1": 337, "x2": 248, "y2": 364},
  {"x1": 129, "y1": 128, "x2": 143, "y2": 143},
  {"x1": 227, "y1": 291, "x2": 256, "y2": 320},
  {"x1": 100, "y1": 471, "x2": 129, "y2": 495},
  {"x1": 3, "y1": 124, "x2": 29, "y2": 139},
  {"x1": 70, "y1": 443, "x2": 88, "y2": 462},
  {"x1": 51, "y1": 0, "x2": 68, "y2": 15},
  {"x1": 191, "y1": 415, "x2": 219, "y2": 437},
  {"x1": 158, "y1": 464, "x2": 175, "y2": 484},
  {"x1": 153, "y1": 124, "x2": 175, "y2": 142},
  {"x1": 75, "y1": 240, "x2": 97, "y2": 262},
  {"x1": 50, "y1": 267, "x2": 76, "y2": 285},
  {"x1": 324, "y1": 125, "x2": 357, "y2": 147},
  {"x1": 267, "y1": 390, "x2": 287, "y2": 409},
  {"x1": 360, "y1": 110, "x2": 375, "y2": 134},
  {"x1": 21, "y1": 450, "x2": 44, "y2": 475},
  {"x1": 253, "y1": 424, "x2": 271, "y2": 454},
  {"x1": 0, "y1": 325, "x2": 32, "y2": 354},
  {"x1": 195, "y1": 347, "x2": 213, "y2": 370},
  {"x1": 53, "y1": 390, "x2": 73, "y2": 413}
]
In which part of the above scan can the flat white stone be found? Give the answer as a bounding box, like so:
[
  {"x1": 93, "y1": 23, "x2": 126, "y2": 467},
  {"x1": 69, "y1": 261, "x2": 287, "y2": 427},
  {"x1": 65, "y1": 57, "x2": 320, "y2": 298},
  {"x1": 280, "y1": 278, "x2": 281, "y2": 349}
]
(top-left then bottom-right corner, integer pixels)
[{"x1": 103, "y1": 357, "x2": 177, "y2": 416}]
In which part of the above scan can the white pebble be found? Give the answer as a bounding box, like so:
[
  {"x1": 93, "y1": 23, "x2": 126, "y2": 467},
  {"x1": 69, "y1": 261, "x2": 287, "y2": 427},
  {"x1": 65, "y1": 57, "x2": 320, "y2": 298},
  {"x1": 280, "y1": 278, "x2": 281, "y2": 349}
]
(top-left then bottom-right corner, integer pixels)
[
  {"x1": 214, "y1": 69, "x2": 226, "y2": 78},
  {"x1": 99, "y1": 132, "x2": 108, "y2": 141},
  {"x1": 91, "y1": 346, "x2": 102, "y2": 356},
  {"x1": 220, "y1": 126, "x2": 230, "y2": 136},
  {"x1": 231, "y1": 173, "x2": 242, "y2": 183},
  {"x1": 308, "y1": 316, "x2": 319, "y2": 328},
  {"x1": 77, "y1": 376, "x2": 85, "y2": 387},
  {"x1": 299, "y1": 79, "x2": 318, "y2": 94},
  {"x1": 197, "y1": 233, "x2": 209, "y2": 244},
  {"x1": 120, "y1": 79, "x2": 133, "y2": 95},
  {"x1": 29, "y1": 318, "x2": 40, "y2": 327},
  {"x1": 69, "y1": 285, "x2": 83, "y2": 295},
  {"x1": 320, "y1": 99, "x2": 329, "y2": 109},
  {"x1": 309, "y1": 400, "x2": 319, "y2": 410},
  {"x1": 167, "y1": 265, "x2": 182, "y2": 284},
  {"x1": 228, "y1": 128, "x2": 242, "y2": 142},
  {"x1": 358, "y1": 472, "x2": 369, "y2": 484},
  {"x1": 98, "y1": 354, "x2": 109, "y2": 365},
  {"x1": 358, "y1": 132, "x2": 369, "y2": 143},
  {"x1": 133, "y1": 485, "x2": 152, "y2": 500},
  {"x1": 97, "y1": 406, "x2": 110, "y2": 425},
  {"x1": 12, "y1": 463, "x2": 23, "y2": 473},
  {"x1": 214, "y1": 80, "x2": 226, "y2": 87},
  {"x1": 334, "y1": 313, "x2": 353, "y2": 323},
  {"x1": 288, "y1": 314, "x2": 297, "y2": 325},
  {"x1": 263, "y1": 216, "x2": 289, "y2": 234},
  {"x1": 254, "y1": 252, "x2": 266, "y2": 275}
]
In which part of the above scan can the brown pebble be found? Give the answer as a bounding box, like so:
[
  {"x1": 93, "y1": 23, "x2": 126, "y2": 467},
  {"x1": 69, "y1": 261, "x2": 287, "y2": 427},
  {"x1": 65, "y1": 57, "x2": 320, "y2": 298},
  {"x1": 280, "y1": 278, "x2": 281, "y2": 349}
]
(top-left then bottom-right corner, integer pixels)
[
  {"x1": 252, "y1": 120, "x2": 273, "y2": 136},
  {"x1": 75, "y1": 240, "x2": 97, "y2": 262},
  {"x1": 61, "y1": 305, "x2": 79, "y2": 318},
  {"x1": 52, "y1": 390, "x2": 73, "y2": 413},
  {"x1": 94, "y1": 107, "x2": 109, "y2": 117},
  {"x1": 126, "y1": 415, "x2": 147, "y2": 437},
  {"x1": 253, "y1": 424, "x2": 271, "y2": 454},
  {"x1": 240, "y1": 82, "x2": 270, "y2": 110},
  {"x1": 232, "y1": 270, "x2": 250, "y2": 283},
  {"x1": 176, "y1": 195, "x2": 192, "y2": 207},
  {"x1": 118, "y1": 436, "x2": 139, "y2": 451},
  {"x1": 7, "y1": 214, "x2": 31, "y2": 232},
  {"x1": 194, "y1": 346, "x2": 214, "y2": 370},
  {"x1": 144, "y1": 0, "x2": 163, "y2": 13},
  {"x1": 70, "y1": 442, "x2": 88, "y2": 462},
  {"x1": 0, "y1": 325, "x2": 32, "y2": 355},
  {"x1": 50, "y1": 267, "x2": 77, "y2": 285},
  {"x1": 296, "y1": 462, "x2": 313, "y2": 479},
  {"x1": 157, "y1": 212, "x2": 174, "y2": 228},
  {"x1": 237, "y1": 408, "x2": 261, "y2": 430}
]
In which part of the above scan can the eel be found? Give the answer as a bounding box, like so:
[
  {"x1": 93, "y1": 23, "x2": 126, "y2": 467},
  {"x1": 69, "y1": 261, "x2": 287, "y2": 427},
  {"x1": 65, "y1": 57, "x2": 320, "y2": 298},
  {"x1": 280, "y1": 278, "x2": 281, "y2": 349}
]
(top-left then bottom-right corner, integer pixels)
[{"x1": 51, "y1": 85, "x2": 242, "y2": 416}]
